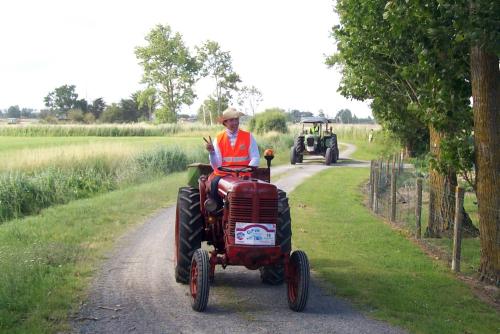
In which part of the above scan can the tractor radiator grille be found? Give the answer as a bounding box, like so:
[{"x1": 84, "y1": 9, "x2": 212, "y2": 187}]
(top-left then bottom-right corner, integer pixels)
[
  {"x1": 306, "y1": 137, "x2": 315, "y2": 146},
  {"x1": 228, "y1": 195, "x2": 277, "y2": 237}
]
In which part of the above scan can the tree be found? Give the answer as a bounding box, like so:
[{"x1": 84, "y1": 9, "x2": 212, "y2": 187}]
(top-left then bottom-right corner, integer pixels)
[
  {"x1": 135, "y1": 88, "x2": 158, "y2": 121},
  {"x1": 334, "y1": 109, "x2": 353, "y2": 124},
  {"x1": 7, "y1": 105, "x2": 21, "y2": 118},
  {"x1": 99, "y1": 103, "x2": 122, "y2": 123},
  {"x1": 328, "y1": 0, "x2": 477, "y2": 238},
  {"x1": 248, "y1": 108, "x2": 288, "y2": 134},
  {"x1": 237, "y1": 85, "x2": 263, "y2": 115},
  {"x1": 43, "y1": 84, "x2": 79, "y2": 118},
  {"x1": 135, "y1": 24, "x2": 199, "y2": 123},
  {"x1": 73, "y1": 99, "x2": 89, "y2": 112},
  {"x1": 88, "y1": 98, "x2": 106, "y2": 119},
  {"x1": 196, "y1": 95, "x2": 229, "y2": 125},
  {"x1": 98, "y1": 99, "x2": 140, "y2": 123},
  {"x1": 197, "y1": 40, "x2": 241, "y2": 116},
  {"x1": 468, "y1": 0, "x2": 500, "y2": 284},
  {"x1": 20, "y1": 108, "x2": 35, "y2": 118}
]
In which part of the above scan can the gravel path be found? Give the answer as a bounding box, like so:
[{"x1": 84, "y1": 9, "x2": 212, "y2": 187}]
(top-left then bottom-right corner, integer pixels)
[{"x1": 74, "y1": 144, "x2": 405, "y2": 334}]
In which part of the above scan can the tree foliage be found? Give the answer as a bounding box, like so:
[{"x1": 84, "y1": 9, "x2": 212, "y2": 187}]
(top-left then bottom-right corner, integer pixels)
[
  {"x1": 248, "y1": 108, "x2": 288, "y2": 134},
  {"x1": 197, "y1": 40, "x2": 240, "y2": 116},
  {"x1": 88, "y1": 98, "x2": 106, "y2": 120},
  {"x1": 43, "y1": 84, "x2": 80, "y2": 118},
  {"x1": 196, "y1": 95, "x2": 229, "y2": 125},
  {"x1": 237, "y1": 85, "x2": 263, "y2": 115},
  {"x1": 135, "y1": 24, "x2": 199, "y2": 123},
  {"x1": 7, "y1": 105, "x2": 21, "y2": 118}
]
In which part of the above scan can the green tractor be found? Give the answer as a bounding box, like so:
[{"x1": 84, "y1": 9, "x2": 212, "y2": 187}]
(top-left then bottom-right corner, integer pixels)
[{"x1": 290, "y1": 117, "x2": 339, "y2": 165}]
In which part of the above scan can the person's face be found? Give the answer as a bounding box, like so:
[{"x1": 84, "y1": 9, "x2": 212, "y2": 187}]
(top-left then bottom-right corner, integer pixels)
[{"x1": 224, "y1": 118, "x2": 239, "y2": 132}]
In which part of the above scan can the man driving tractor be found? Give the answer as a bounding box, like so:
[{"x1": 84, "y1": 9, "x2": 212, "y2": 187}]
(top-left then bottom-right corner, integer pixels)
[{"x1": 204, "y1": 107, "x2": 260, "y2": 206}]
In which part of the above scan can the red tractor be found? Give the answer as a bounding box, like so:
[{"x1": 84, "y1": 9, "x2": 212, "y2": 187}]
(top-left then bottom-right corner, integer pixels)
[{"x1": 174, "y1": 150, "x2": 310, "y2": 312}]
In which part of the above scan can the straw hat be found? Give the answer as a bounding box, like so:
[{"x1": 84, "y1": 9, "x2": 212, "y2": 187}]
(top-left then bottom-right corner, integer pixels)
[{"x1": 218, "y1": 107, "x2": 245, "y2": 123}]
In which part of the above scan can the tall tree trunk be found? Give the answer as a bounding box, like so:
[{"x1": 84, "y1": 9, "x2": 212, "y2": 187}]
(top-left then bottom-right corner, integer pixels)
[
  {"x1": 426, "y1": 127, "x2": 457, "y2": 237},
  {"x1": 470, "y1": 45, "x2": 500, "y2": 285},
  {"x1": 426, "y1": 127, "x2": 480, "y2": 238}
]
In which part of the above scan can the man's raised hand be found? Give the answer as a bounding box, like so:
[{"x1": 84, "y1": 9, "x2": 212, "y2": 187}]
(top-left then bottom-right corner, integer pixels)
[{"x1": 203, "y1": 136, "x2": 214, "y2": 153}]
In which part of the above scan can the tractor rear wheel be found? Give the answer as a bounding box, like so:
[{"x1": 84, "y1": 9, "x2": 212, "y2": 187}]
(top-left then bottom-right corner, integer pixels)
[
  {"x1": 260, "y1": 189, "x2": 291, "y2": 285},
  {"x1": 290, "y1": 146, "x2": 297, "y2": 165},
  {"x1": 325, "y1": 148, "x2": 332, "y2": 165},
  {"x1": 190, "y1": 248, "x2": 210, "y2": 312},
  {"x1": 287, "y1": 250, "x2": 310, "y2": 312},
  {"x1": 297, "y1": 154, "x2": 303, "y2": 163},
  {"x1": 175, "y1": 187, "x2": 203, "y2": 284}
]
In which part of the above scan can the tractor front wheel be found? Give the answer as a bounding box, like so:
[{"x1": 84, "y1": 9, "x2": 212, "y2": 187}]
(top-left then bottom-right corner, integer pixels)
[
  {"x1": 190, "y1": 248, "x2": 210, "y2": 312},
  {"x1": 287, "y1": 250, "x2": 310, "y2": 312},
  {"x1": 290, "y1": 146, "x2": 297, "y2": 165},
  {"x1": 325, "y1": 148, "x2": 332, "y2": 165}
]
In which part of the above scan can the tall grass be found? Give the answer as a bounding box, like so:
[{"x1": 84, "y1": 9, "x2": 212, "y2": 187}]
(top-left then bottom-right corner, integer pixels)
[
  {"x1": 0, "y1": 123, "x2": 223, "y2": 137},
  {"x1": 0, "y1": 137, "x2": 203, "y2": 173},
  {"x1": 0, "y1": 146, "x2": 208, "y2": 223}
]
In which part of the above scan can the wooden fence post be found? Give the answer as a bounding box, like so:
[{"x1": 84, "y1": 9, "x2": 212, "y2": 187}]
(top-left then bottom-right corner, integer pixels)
[
  {"x1": 399, "y1": 149, "x2": 404, "y2": 172},
  {"x1": 390, "y1": 157, "x2": 397, "y2": 222},
  {"x1": 369, "y1": 160, "x2": 374, "y2": 209},
  {"x1": 452, "y1": 186, "x2": 465, "y2": 272},
  {"x1": 415, "y1": 178, "x2": 423, "y2": 239},
  {"x1": 373, "y1": 160, "x2": 379, "y2": 213}
]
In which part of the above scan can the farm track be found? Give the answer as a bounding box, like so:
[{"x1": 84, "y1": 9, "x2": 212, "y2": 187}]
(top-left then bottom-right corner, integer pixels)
[{"x1": 74, "y1": 143, "x2": 406, "y2": 334}]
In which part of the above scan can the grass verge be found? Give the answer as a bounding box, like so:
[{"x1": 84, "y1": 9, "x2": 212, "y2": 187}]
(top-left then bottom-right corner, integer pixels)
[
  {"x1": 289, "y1": 167, "x2": 499, "y2": 334},
  {"x1": 0, "y1": 172, "x2": 186, "y2": 333}
]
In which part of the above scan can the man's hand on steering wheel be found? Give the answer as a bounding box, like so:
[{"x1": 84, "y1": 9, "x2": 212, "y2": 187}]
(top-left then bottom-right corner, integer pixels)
[{"x1": 217, "y1": 165, "x2": 256, "y2": 174}]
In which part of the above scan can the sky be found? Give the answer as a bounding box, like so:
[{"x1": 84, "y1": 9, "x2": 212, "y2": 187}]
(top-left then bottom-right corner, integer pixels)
[{"x1": 0, "y1": 0, "x2": 372, "y2": 118}]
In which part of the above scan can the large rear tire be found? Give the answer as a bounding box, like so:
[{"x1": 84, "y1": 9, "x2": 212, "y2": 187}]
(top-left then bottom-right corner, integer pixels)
[
  {"x1": 175, "y1": 187, "x2": 203, "y2": 284},
  {"x1": 190, "y1": 248, "x2": 210, "y2": 312},
  {"x1": 331, "y1": 148, "x2": 338, "y2": 164},
  {"x1": 287, "y1": 250, "x2": 310, "y2": 312},
  {"x1": 260, "y1": 189, "x2": 291, "y2": 285}
]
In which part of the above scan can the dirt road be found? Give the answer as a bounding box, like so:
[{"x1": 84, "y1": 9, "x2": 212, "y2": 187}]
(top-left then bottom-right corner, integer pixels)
[{"x1": 74, "y1": 144, "x2": 405, "y2": 334}]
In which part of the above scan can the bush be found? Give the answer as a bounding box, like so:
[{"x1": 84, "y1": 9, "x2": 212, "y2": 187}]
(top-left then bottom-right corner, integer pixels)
[
  {"x1": 248, "y1": 108, "x2": 288, "y2": 134},
  {"x1": 0, "y1": 144, "x2": 214, "y2": 223},
  {"x1": 68, "y1": 109, "x2": 85, "y2": 123},
  {"x1": 83, "y1": 113, "x2": 96, "y2": 124}
]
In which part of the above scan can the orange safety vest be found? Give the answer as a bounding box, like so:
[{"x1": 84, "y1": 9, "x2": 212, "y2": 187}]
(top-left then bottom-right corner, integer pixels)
[{"x1": 213, "y1": 129, "x2": 252, "y2": 176}]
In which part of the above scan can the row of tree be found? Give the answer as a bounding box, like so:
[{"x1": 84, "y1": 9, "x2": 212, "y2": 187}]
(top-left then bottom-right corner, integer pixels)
[
  {"x1": 328, "y1": 0, "x2": 498, "y2": 284},
  {"x1": 0, "y1": 106, "x2": 36, "y2": 119}
]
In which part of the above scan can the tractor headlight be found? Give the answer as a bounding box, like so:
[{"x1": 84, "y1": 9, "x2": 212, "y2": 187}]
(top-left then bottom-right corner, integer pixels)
[{"x1": 204, "y1": 198, "x2": 218, "y2": 213}]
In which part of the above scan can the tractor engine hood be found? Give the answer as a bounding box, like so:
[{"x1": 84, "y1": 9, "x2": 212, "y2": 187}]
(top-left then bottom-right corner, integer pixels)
[{"x1": 217, "y1": 175, "x2": 277, "y2": 198}]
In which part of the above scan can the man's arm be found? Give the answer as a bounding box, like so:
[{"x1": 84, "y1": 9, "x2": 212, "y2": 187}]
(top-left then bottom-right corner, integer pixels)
[
  {"x1": 209, "y1": 137, "x2": 222, "y2": 170},
  {"x1": 248, "y1": 134, "x2": 260, "y2": 167}
]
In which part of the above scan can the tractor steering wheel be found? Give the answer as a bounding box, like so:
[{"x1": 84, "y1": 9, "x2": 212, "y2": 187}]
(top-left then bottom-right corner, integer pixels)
[{"x1": 217, "y1": 165, "x2": 255, "y2": 176}]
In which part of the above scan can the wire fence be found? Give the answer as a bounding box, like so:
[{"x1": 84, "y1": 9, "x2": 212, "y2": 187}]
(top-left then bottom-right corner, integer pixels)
[{"x1": 366, "y1": 153, "x2": 499, "y2": 273}]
